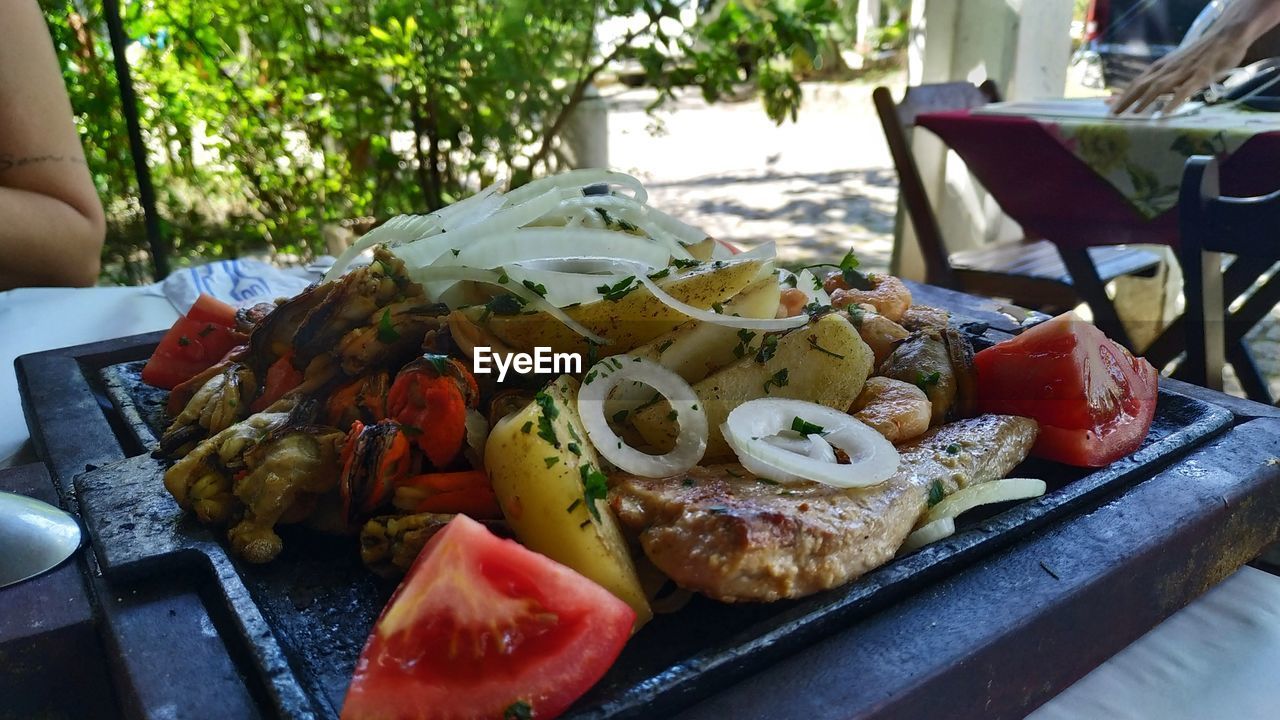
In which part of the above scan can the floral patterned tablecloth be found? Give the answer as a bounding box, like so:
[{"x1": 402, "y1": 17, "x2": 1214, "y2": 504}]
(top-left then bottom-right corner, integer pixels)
[
  {"x1": 917, "y1": 102, "x2": 1280, "y2": 249},
  {"x1": 1003, "y1": 101, "x2": 1280, "y2": 217}
]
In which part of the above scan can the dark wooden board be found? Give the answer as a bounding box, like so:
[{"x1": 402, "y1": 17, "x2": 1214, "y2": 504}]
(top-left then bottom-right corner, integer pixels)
[{"x1": 14, "y1": 286, "x2": 1262, "y2": 720}]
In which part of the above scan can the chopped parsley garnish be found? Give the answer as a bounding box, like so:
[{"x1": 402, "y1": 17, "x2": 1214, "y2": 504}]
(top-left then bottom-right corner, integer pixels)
[
  {"x1": 567, "y1": 442, "x2": 582, "y2": 456},
  {"x1": 521, "y1": 420, "x2": 533, "y2": 434},
  {"x1": 927, "y1": 480, "x2": 945, "y2": 507},
  {"x1": 503, "y1": 700, "x2": 533, "y2": 720},
  {"x1": 198, "y1": 323, "x2": 216, "y2": 337},
  {"x1": 807, "y1": 335, "x2": 845, "y2": 359},
  {"x1": 756, "y1": 477, "x2": 780, "y2": 486},
  {"x1": 521, "y1": 279, "x2": 548, "y2": 297},
  {"x1": 583, "y1": 369, "x2": 599, "y2": 385},
  {"x1": 781, "y1": 273, "x2": 798, "y2": 288},
  {"x1": 567, "y1": 422, "x2": 581, "y2": 442},
  {"x1": 670, "y1": 258, "x2": 701, "y2": 270},
  {"x1": 657, "y1": 339, "x2": 675, "y2": 354},
  {"x1": 803, "y1": 301, "x2": 831, "y2": 318},
  {"x1": 711, "y1": 301, "x2": 725, "y2": 314},
  {"x1": 611, "y1": 409, "x2": 629, "y2": 425},
  {"x1": 534, "y1": 391, "x2": 560, "y2": 448},
  {"x1": 544, "y1": 456, "x2": 560, "y2": 468},
  {"x1": 838, "y1": 248, "x2": 873, "y2": 290},
  {"x1": 848, "y1": 305, "x2": 865, "y2": 327},
  {"x1": 755, "y1": 334, "x2": 780, "y2": 363},
  {"x1": 648, "y1": 267, "x2": 671, "y2": 280},
  {"x1": 177, "y1": 336, "x2": 191, "y2": 347},
  {"x1": 916, "y1": 370, "x2": 942, "y2": 392},
  {"x1": 579, "y1": 464, "x2": 608, "y2": 521},
  {"x1": 667, "y1": 410, "x2": 678, "y2": 421},
  {"x1": 733, "y1": 329, "x2": 757, "y2": 358},
  {"x1": 597, "y1": 276, "x2": 638, "y2": 302},
  {"x1": 790, "y1": 417, "x2": 826, "y2": 435},
  {"x1": 682, "y1": 476, "x2": 697, "y2": 487},
  {"x1": 586, "y1": 338, "x2": 602, "y2": 367},
  {"x1": 496, "y1": 270, "x2": 510, "y2": 284},
  {"x1": 763, "y1": 368, "x2": 790, "y2": 394},
  {"x1": 450, "y1": 248, "x2": 461, "y2": 257},
  {"x1": 480, "y1": 293, "x2": 525, "y2": 321},
  {"x1": 712, "y1": 260, "x2": 726, "y2": 269},
  {"x1": 945, "y1": 443, "x2": 961, "y2": 455},
  {"x1": 377, "y1": 308, "x2": 401, "y2": 342}
]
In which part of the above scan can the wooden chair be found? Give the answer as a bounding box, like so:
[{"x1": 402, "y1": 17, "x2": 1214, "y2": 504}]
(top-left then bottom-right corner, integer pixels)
[
  {"x1": 873, "y1": 81, "x2": 1163, "y2": 343},
  {"x1": 1178, "y1": 155, "x2": 1280, "y2": 402}
]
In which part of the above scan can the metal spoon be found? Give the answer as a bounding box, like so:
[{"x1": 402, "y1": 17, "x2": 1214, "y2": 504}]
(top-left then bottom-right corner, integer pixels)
[{"x1": 0, "y1": 491, "x2": 82, "y2": 589}]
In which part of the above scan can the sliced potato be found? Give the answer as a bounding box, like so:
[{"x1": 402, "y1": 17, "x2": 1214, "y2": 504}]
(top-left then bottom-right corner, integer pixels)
[
  {"x1": 470, "y1": 258, "x2": 766, "y2": 356},
  {"x1": 632, "y1": 313, "x2": 874, "y2": 460},
  {"x1": 484, "y1": 375, "x2": 652, "y2": 627},
  {"x1": 627, "y1": 275, "x2": 782, "y2": 385}
]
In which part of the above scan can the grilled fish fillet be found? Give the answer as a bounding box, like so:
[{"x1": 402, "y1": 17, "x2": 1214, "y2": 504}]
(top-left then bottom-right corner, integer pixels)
[{"x1": 610, "y1": 414, "x2": 1037, "y2": 602}]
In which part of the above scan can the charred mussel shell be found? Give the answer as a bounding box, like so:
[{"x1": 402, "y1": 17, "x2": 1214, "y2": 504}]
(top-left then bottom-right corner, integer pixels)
[{"x1": 338, "y1": 421, "x2": 412, "y2": 526}]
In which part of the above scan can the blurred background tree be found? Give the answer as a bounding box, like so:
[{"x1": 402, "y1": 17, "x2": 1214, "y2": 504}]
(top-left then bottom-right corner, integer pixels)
[{"x1": 43, "y1": 0, "x2": 837, "y2": 284}]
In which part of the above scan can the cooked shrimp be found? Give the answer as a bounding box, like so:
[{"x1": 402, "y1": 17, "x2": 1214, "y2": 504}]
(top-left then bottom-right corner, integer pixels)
[
  {"x1": 849, "y1": 303, "x2": 909, "y2": 366},
  {"x1": 777, "y1": 287, "x2": 809, "y2": 318},
  {"x1": 827, "y1": 272, "x2": 912, "y2": 322},
  {"x1": 850, "y1": 376, "x2": 931, "y2": 443}
]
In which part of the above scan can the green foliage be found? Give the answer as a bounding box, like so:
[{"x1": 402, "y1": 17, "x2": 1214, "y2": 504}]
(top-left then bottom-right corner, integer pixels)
[{"x1": 43, "y1": 1, "x2": 838, "y2": 283}]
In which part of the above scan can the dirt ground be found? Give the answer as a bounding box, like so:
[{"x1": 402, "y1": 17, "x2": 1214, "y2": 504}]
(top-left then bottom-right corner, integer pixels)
[{"x1": 605, "y1": 72, "x2": 906, "y2": 273}]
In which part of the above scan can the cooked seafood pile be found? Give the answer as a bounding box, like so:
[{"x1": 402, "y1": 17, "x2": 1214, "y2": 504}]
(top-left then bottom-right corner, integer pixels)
[{"x1": 155, "y1": 169, "x2": 1041, "y2": 610}]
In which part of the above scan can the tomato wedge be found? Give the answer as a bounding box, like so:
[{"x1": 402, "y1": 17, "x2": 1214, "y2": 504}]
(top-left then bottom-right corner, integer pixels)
[
  {"x1": 141, "y1": 294, "x2": 245, "y2": 390},
  {"x1": 974, "y1": 312, "x2": 1158, "y2": 467},
  {"x1": 342, "y1": 515, "x2": 635, "y2": 720},
  {"x1": 184, "y1": 293, "x2": 240, "y2": 327}
]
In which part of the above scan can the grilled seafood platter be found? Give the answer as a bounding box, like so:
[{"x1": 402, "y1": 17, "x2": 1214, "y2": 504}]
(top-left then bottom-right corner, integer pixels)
[{"x1": 146, "y1": 169, "x2": 1157, "y2": 718}]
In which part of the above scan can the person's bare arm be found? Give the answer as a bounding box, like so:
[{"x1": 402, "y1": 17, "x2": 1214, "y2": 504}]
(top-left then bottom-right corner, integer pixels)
[
  {"x1": 0, "y1": 1, "x2": 106, "y2": 289},
  {"x1": 1111, "y1": 0, "x2": 1280, "y2": 115}
]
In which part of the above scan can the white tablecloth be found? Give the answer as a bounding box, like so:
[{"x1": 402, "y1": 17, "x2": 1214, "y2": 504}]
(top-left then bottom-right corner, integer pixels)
[
  {"x1": 1, "y1": 286, "x2": 1278, "y2": 718},
  {"x1": 0, "y1": 285, "x2": 176, "y2": 467}
]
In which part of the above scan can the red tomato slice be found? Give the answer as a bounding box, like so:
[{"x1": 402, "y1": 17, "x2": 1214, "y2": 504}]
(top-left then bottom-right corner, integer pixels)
[
  {"x1": 184, "y1": 293, "x2": 239, "y2": 327},
  {"x1": 250, "y1": 353, "x2": 303, "y2": 412},
  {"x1": 342, "y1": 515, "x2": 635, "y2": 720},
  {"x1": 142, "y1": 294, "x2": 246, "y2": 390},
  {"x1": 974, "y1": 312, "x2": 1158, "y2": 467}
]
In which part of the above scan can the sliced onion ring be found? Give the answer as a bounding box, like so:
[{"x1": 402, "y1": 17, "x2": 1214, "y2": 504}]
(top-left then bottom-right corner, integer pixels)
[
  {"x1": 922, "y1": 478, "x2": 1047, "y2": 526},
  {"x1": 577, "y1": 356, "x2": 707, "y2": 478},
  {"x1": 899, "y1": 517, "x2": 955, "y2": 554},
  {"x1": 721, "y1": 399, "x2": 899, "y2": 488}
]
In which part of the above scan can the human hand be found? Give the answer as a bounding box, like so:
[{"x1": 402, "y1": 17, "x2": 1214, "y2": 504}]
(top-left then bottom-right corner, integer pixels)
[{"x1": 1109, "y1": 32, "x2": 1250, "y2": 115}]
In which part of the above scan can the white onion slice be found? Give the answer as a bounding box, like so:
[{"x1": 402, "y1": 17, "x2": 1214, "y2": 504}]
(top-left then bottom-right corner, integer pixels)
[
  {"x1": 577, "y1": 355, "x2": 707, "y2": 477},
  {"x1": 900, "y1": 517, "x2": 955, "y2": 554},
  {"x1": 446, "y1": 227, "x2": 671, "y2": 271},
  {"x1": 624, "y1": 262, "x2": 806, "y2": 331},
  {"x1": 721, "y1": 399, "x2": 899, "y2": 488},
  {"x1": 504, "y1": 169, "x2": 648, "y2": 206},
  {"x1": 737, "y1": 241, "x2": 778, "y2": 261},
  {"x1": 922, "y1": 478, "x2": 1047, "y2": 526},
  {"x1": 464, "y1": 409, "x2": 490, "y2": 456},
  {"x1": 324, "y1": 214, "x2": 441, "y2": 281},
  {"x1": 796, "y1": 269, "x2": 832, "y2": 306},
  {"x1": 503, "y1": 264, "x2": 628, "y2": 308},
  {"x1": 805, "y1": 433, "x2": 838, "y2": 464},
  {"x1": 405, "y1": 265, "x2": 608, "y2": 345}
]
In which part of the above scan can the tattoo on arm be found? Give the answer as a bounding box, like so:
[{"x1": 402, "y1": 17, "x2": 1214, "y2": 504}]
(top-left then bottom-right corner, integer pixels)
[{"x1": 0, "y1": 153, "x2": 87, "y2": 174}]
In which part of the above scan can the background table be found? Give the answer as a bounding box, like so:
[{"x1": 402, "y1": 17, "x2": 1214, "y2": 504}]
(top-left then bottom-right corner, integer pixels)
[
  {"x1": 3, "y1": 284, "x2": 1280, "y2": 718},
  {"x1": 918, "y1": 104, "x2": 1280, "y2": 400}
]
